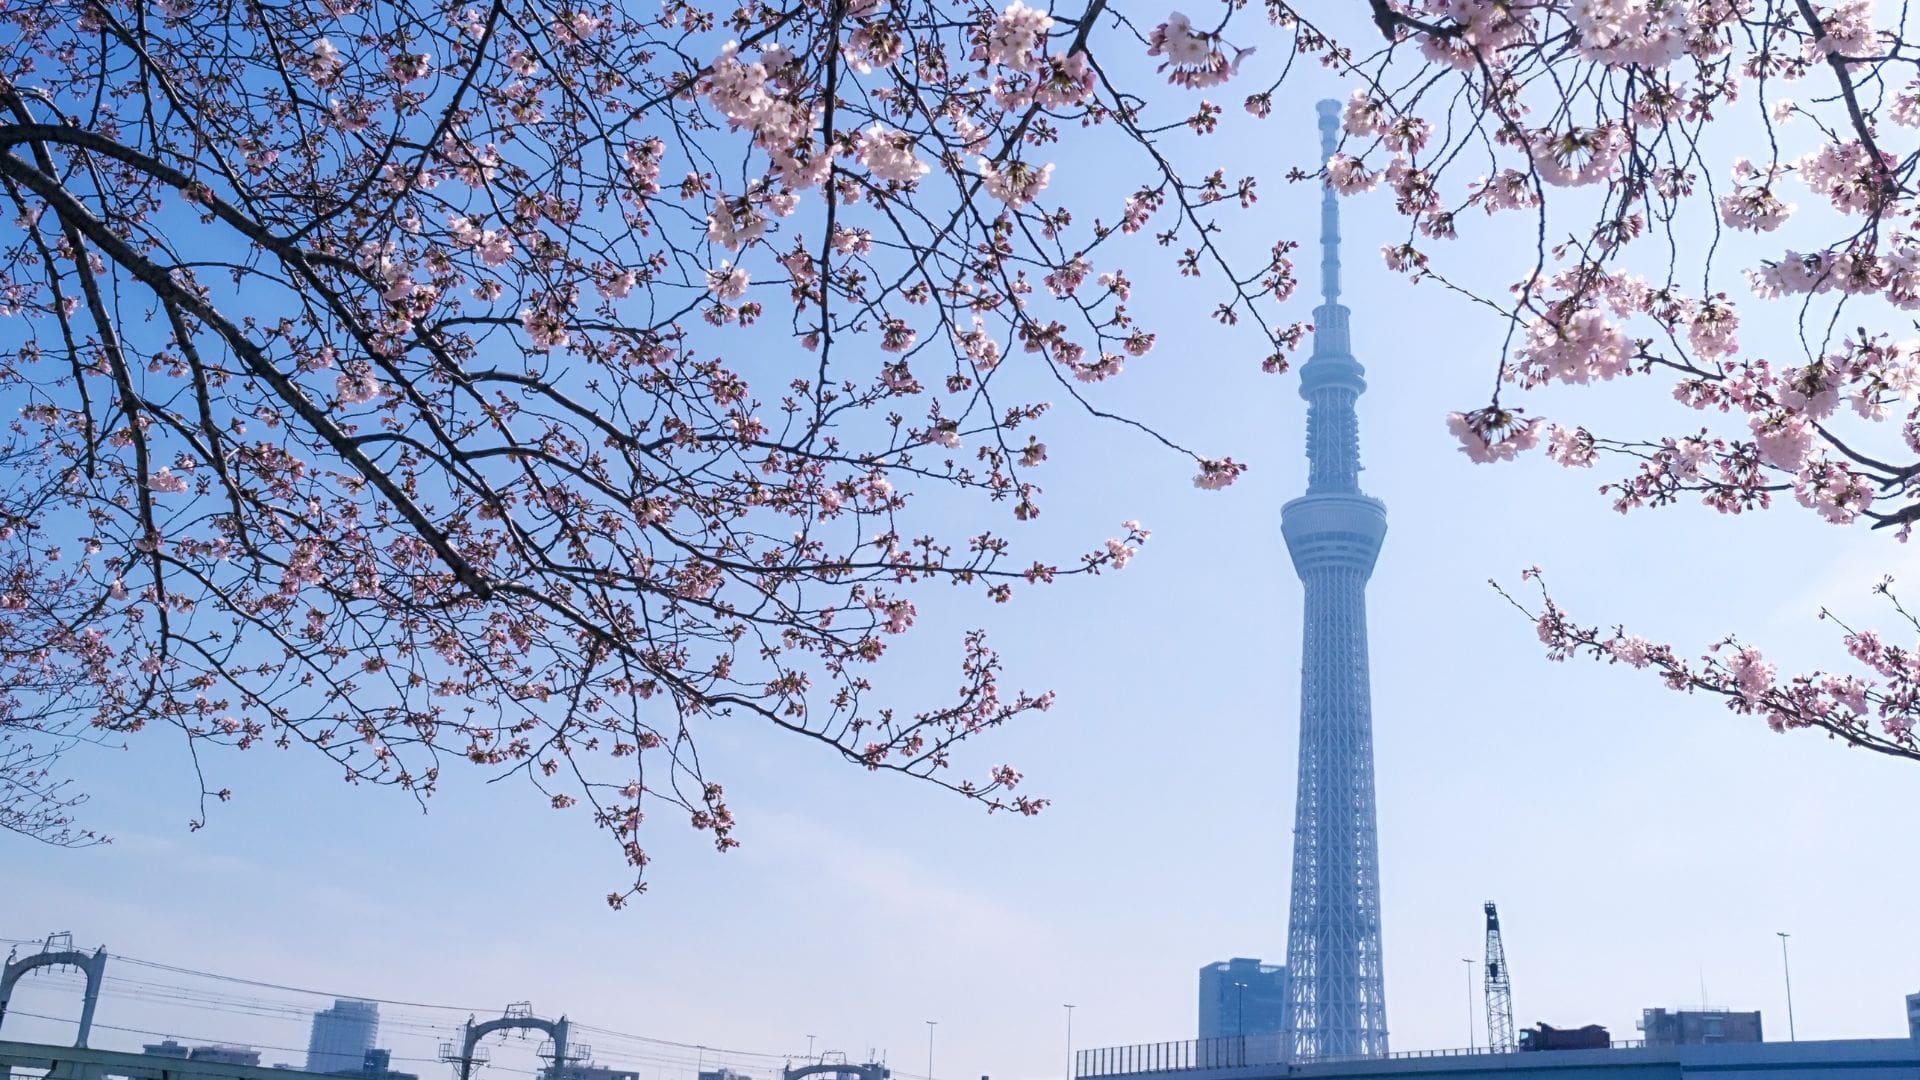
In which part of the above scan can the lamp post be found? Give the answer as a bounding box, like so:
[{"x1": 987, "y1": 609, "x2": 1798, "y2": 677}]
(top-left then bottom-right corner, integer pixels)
[
  {"x1": 1462, "y1": 959, "x2": 1476, "y2": 1051},
  {"x1": 926, "y1": 1021, "x2": 938, "y2": 1080},
  {"x1": 806, "y1": 1037, "x2": 816, "y2": 1063},
  {"x1": 1063, "y1": 1005, "x2": 1076, "y2": 1080},
  {"x1": 1232, "y1": 982, "x2": 1247, "y2": 1037},
  {"x1": 1777, "y1": 932, "x2": 1797, "y2": 1041}
]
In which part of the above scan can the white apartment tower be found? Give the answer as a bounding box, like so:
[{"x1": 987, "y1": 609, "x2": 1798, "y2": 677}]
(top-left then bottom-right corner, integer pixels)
[{"x1": 306, "y1": 999, "x2": 379, "y2": 1075}]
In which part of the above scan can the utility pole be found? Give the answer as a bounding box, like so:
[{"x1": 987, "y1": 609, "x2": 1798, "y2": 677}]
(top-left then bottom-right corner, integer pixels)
[
  {"x1": 1461, "y1": 960, "x2": 1476, "y2": 1051},
  {"x1": 1063, "y1": 1005, "x2": 1075, "y2": 1080},
  {"x1": 1777, "y1": 932, "x2": 1797, "y2": 1041},
  {"x1": 926, "y1": 1021, "x2": 938, "y2": 1080}
]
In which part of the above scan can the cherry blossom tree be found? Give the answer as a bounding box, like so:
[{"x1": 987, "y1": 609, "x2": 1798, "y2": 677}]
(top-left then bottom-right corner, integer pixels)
[
  {"x1": 1320, "y1": 0, "x2": 1920, "y2": 765},
  {"x1": 0, "y1": 513, "x2": 109, "y2": 846},
  {"x1": 0, "y1": 0, "x2": 1310, "y2": 897},
  {"x1": 11, "y1": 0, "x2": 1919, "y2": 898}
]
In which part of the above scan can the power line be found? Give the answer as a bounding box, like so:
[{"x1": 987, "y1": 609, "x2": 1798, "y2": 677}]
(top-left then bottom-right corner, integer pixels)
[
  {"x1": 0, "y1": 1008, "x2": 446, "y2": 1066},
  {"x1": 2, "y1": 935, "x2": 802, "y2": 1069},
  {"x1": 107, "y1": 956, "x2": 492, "y2": 1015}
]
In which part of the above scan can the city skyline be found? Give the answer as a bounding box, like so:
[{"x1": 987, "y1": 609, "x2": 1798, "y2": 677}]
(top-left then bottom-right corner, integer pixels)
[
  {"x1": 6, "y1": 8, "x2": 1920, "y2": 1080},
  {"x1": 1, "y1": 932, "x2": 1913, "y2": 1080}
]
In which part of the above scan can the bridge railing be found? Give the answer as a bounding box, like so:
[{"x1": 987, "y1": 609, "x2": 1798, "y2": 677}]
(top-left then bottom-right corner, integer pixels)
[
  {"x1": 1076, "y1": 1036, "x2": 1289, "y2": 1078},
  {"x1": 1075, "y1": 1039, "x2": 1653, "y2": 1077}
]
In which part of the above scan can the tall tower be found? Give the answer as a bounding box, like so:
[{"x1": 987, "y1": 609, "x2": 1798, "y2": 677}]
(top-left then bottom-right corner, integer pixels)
[{"x1": 1282, "y1": 98, "x2": 1389, "y2": 1062}]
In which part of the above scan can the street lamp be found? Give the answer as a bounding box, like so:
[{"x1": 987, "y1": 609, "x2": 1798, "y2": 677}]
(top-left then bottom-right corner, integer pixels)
[
  {"x1": 1063, "y1": 1005, "x2": 1076, "y2": 1080},
  {"x1": 926, "y1": 1021, "x2": 938, "y2": 1080},
  {"x1": 1777, "y1": 932, "x2": 1797, "y2": 1041},
  {"x1": 1462, "y1": 959, "x2": 1476, "y2": 1051},
  {"x1": 806, "y1": 1037, "x2": 817, "y2": 1062}
]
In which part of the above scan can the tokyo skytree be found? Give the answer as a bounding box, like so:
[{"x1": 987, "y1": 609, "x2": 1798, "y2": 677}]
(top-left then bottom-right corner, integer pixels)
[{"x1": 1281, "y1": 98, "x2": 1390, "y2": 1062}]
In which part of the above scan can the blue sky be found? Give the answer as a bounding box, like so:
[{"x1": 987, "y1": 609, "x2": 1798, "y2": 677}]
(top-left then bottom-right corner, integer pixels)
[{"x1": 6, "y1": 6, "x2": 1920, "y2": 1080}]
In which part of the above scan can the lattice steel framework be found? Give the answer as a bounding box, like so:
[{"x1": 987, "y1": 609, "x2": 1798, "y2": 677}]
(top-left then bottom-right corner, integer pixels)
[
  {"x1": 1484, "y1": 902, "x2": 1516, "y2": 1051},
  {"x1": 1281, "y1": 99, "x2": 1389, "y2": 1063}
]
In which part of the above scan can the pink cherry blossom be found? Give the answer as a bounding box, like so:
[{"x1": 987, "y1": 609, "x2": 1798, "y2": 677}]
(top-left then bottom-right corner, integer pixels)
[
  {"x1": 707, "y1": 262, "x2": 750, "y2": 300},
  {"x1": 307, "y1": 37, "x2": 343, "y2": 83},
  {"x1": 1797, "y1": 140, "x2": 1896, "y2": 215},
  {"x1": 981, "y1": 1, "x2": 1053, "y2": 71},
  {"x1": 1326, "y1": 154, "x2": 1378, "y2": 195},
  {"x1": 148, "y1": 467, "x2": 189, "y2": 494},
  {"x1": 979, "y1": 158, "x2": 1053, "y2": 206},
  {"x1": 1718, "y1": 160, "x2": 1795, "y2": 232},
  {"x1": 1567, "y1": 0, "x2": 1691, "y2": 67},
  {"x1": 1447, "y1": 410, "x2": 1544, "y2": 464},
  {"x1": 1191, "y1": 456, "x2": 1246, "y2": 490},
  {"x1": 855, "y1": 124, "x2": 930, "y2": 184},
  {"x1": 1147, "y1": 12, "x2": 1250, "y2": 88},
  {"x1": 1749, "y1": 411, "x2": 1814, "y2": 470},
  {"x1": 1528, "y1": 124, "x2": 1627, "y2": 187},
  {"x1": 706, "y1": 199, "x2": 767, "y2": 251},
  {"x1": 335, "y1": 373, "x2": 385, "y2": 405}
]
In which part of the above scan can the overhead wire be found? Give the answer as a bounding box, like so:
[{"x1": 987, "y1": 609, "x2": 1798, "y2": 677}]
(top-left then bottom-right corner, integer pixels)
[
  {"x1": 1, "y1": 937, "x2": 802, "y2": 1079},
  {"x1": 0, "y1": 1008, "x2": 449, "y2": 1066}
]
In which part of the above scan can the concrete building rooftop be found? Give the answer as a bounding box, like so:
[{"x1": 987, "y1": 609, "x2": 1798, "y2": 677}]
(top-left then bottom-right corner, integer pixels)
[{"x1": 1077, "y1": 1036, "x2": 1920, "y2": 1080}]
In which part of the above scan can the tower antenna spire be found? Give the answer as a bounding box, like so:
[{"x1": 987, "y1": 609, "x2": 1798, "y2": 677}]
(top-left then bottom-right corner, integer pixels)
[{"x1": 1317, "y1": 98, "x2": 1342, "y2": 307}]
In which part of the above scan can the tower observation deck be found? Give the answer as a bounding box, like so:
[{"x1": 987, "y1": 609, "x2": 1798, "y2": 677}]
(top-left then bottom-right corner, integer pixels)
[{"x1": 1281, "y1": 98, "x2": 1389, "y2": 1062}]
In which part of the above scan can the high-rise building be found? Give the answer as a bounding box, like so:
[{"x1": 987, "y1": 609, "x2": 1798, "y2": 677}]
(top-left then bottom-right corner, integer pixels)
[
  {"x1": 1199, "y1": 958, "x2": 1288, "y2": 1041},
  {"x1": 1641, "y1": 1009, "x2": 1763, "y2": 1046},
  {"x1": 306, "y1": 1000, "x2": 379, "y2": 1075},
  {"x1": 1280, "y1": 99, "x2": 1390, "y2": 1062},
  {"x1": 1905, "y1": 992, "x2": 1918, "y2": 1039}
]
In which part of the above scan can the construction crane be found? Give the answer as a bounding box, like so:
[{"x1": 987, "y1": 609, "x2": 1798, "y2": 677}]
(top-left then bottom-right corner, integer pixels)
[{"x1": 1484, "y1": 902, "x2": 1516, "y2": 1052}]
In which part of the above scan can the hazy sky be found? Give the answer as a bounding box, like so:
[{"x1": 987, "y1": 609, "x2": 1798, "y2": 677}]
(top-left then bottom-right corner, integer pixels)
[{"x1": 7, "y1": 7, "x2": 1919, "y2": 1080}]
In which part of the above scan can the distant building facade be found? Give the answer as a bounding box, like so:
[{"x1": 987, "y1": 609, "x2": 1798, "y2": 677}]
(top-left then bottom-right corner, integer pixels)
[
  {"x1": 1640, "y1": 1010, "x2": 1762, "y2": 1046},
  {"x1": 1906, "y1": 993, "x2": 1918, "y2": 1039},
  {"x1": 700, "y1": 1070, "x2": 756, "y2": 1080},
  {"x1": 306, "y1": 1000, "x2": 379, "y2": 1075},
  {"x1": 543, "y1": 1064, "x2": 639, "y2": 1080},
  {"x1": 128, "y1": 1041, "x2": 262, "y2": 1080},
  {"x1": 188, "y1": 1047, "x2": 263, "y2": 1067},
  {"x1": 1200, "y1": 958, "x2": 1289, "y2": 1041},
  {"x1": 328, "y1": 1049, "x2": 416, "y2": 1080}
]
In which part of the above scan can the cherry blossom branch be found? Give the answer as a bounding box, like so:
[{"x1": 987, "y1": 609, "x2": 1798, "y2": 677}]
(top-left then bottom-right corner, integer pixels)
[{"x1": 1498, "y1": 569, "x2": 1920, "y2": 762}]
